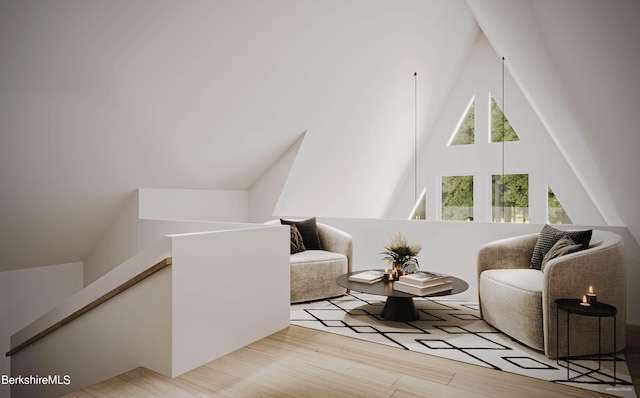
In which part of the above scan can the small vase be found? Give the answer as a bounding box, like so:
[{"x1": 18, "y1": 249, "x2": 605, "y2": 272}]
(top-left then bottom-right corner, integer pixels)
[{"x1": 392, "y1": 264, "x2": 404, "y2": 280}]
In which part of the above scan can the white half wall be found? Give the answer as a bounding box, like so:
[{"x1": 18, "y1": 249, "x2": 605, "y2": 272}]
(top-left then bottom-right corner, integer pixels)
[
  {"x1": 170, "y1": 226, "x2": 290, "y2": 376},
  {"x1": 84, "y1": 188, "x2": 251, "y2": 287},
  {"x1": 138, "y1": 220, "x2": 261, "y2": 251},
  {"x1": 139, "y1": 188, "x2": 248, "y2": 223},
  {"x1": 0, "y1": 262, "x2": 83, "y2": 398},
  {"x1": 319, "y1": 217, "x2": 640, "y2": 326}
]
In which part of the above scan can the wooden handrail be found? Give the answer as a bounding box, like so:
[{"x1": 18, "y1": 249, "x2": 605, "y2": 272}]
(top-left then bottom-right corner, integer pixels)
[{"x1": 6, "y1": 257, "x2": 172, "y2": 357}]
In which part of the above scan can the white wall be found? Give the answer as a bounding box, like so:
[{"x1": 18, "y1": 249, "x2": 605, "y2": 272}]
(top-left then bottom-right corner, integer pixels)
[
  {"x1": 83, "y1": 191, "x2": 140, "y2": 286},
  {"x1": 387, "y1": 33, "x2": 604, "y2": 227},
  {"x1": 319, "y1": 217, "x2": 640, "y2": 326},
  {"x1": 0, "y1": 262, "x2": 83, "y2": 398},
  {"x1": 139, "y1": 188, "x2": 248, "y2": 223},
  {"x1": 251, "y1": 133, "x2": 304, "y2": 223}
]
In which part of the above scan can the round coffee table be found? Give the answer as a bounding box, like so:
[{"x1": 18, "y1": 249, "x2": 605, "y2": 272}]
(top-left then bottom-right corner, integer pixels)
[{"x1": 336, "y1": 270, "x2": 468, "y2": 322}]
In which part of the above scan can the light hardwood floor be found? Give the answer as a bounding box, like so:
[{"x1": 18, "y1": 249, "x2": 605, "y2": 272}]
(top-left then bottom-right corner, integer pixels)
[
  {"x1": 627, "y1": 324, "x2": 640, "y2": 392},
  {"x1": 67, "y1": 324, "x2": 638, "y2": 398}
]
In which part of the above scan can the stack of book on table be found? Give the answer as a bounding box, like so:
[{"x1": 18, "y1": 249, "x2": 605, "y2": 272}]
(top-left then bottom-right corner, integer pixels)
[
  {"x1": 348, "y1": 270, "x2": 385, "y2": 284},
  {"x1": 393, "y1": 271, "x2": 452, "y2": 295}
]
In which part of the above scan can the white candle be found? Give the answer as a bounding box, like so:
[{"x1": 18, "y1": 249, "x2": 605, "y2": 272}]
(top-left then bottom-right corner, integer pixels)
[{"x1": 580, "y1": 295, "x2": 590, "y2": 306}]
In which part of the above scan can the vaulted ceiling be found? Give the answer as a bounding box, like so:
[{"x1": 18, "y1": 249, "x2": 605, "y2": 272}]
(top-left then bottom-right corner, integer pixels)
[{"x1": 1, "y1": 0, "x2": 638, "y2": 273}]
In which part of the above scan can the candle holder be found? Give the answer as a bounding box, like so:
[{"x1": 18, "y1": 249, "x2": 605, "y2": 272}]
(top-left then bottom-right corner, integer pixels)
[
  {"x1": 580, "y1": 295, "x2": 590, "y2": 306},
  {"x1": 586, "y1": 293, "x2": 597, "y2": 305},
  {"x1": 391, "y1": 269, "x2": 400, "y2": 281}
]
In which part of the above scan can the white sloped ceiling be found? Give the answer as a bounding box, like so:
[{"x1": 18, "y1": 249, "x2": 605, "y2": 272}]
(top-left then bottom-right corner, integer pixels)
[{"x1": 0, "y1": 0, "x2": 479, "y2": 271}]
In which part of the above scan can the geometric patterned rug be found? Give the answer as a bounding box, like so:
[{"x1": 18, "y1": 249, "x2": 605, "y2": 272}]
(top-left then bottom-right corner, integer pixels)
[{"x1": 291, "y1": 293, "x2": 636, "y2": 398}]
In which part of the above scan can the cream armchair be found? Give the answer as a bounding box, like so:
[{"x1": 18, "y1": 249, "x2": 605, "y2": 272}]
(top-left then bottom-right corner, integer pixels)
[
  {"x1": 477, "y1": 230, "x2": 625, "y2": 358},
  {"x1": 266, "y1": 220, "x2": 352, "y2": 303}
]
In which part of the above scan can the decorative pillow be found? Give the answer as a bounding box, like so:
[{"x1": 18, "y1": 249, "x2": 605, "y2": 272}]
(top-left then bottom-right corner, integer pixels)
[
  {"x1": 540, "y1": 235, "x2": 584, "y2": 272},
  {"x1": 530, "y1": 224, "x2": 592, "y2": 270},
  {"x1": 280, "y1": 217, "x2": 322, "y2": 250},
  {"x1": 289, "y1": 224, "x2": 306, "y2": 254}
]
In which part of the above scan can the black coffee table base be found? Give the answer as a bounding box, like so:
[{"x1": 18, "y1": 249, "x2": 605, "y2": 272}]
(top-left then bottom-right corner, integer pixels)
[{"x1": 381, "y1": 297, "x2": 419, "y2": 321}]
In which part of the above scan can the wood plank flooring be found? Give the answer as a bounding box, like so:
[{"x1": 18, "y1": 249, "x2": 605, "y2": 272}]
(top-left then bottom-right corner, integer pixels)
[
  {"x1": 627, "y1": 324, "x2": 640, "y2": 392},
  {"x1": 66, "y1": 324, "x2": 639, "y2": 398}
]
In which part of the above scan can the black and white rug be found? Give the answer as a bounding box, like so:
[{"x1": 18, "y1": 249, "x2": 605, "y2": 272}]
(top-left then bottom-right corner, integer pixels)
[{"x1": 291, "y1": 293, "x2": 636, "y2": 398}]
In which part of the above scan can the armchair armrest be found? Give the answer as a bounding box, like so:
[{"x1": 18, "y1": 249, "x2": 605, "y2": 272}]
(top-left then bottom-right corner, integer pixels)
[
  {"x1": 541, "y1": 237, "x2": 625, "y2": 355},
  {"x1": 317, "y1": 223, "x2": 353, "y2": 272},
  {"x1": 477, "y1": 233, "x2": 538, "y2": 275},
  {"x1": 543, "y1": 237, "x2": 625, "y2": 304}
]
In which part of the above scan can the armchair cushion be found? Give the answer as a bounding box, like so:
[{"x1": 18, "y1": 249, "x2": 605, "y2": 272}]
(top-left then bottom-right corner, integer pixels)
[
  {"x1": 290, "y1": 250, "x2": 348, "y2": 302},
  {"x1": 480, "y1": 269, "x2": 544, "y2": 350},
  {"x1": 530, "y1": 224, "x2": 592, "y2": 269}
]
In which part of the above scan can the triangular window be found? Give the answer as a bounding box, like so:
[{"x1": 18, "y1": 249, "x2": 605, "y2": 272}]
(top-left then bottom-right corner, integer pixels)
[
  {"x1": 409, "y1": 188, "x2": 426, "y2": 220},
  {"x1": 448, "y1": 97, "x2": 475, "y2": 146},
  {"x1": 548, "y1": 186, "x2": 572, "y2": 224},
  {"x1": 490, "y1": 95, "x2": 519, "y2": 142}
]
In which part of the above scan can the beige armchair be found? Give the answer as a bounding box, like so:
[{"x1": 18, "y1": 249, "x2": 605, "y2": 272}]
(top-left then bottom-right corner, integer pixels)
[
  {"x1": 477, "y1": 229, "x2": 625, "y2": 358},
  {"x1": 266, "y1": 220, "x2": 352, "y2": 303}
]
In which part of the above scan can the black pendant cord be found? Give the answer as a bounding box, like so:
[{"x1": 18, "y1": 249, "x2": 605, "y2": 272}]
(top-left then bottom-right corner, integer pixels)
[
  {"x1": 501, "y1": 57, "x2": 506, "y2": 220},
  {"x1": 414, "y1": 72, "x2": 418, "y2": 205}
]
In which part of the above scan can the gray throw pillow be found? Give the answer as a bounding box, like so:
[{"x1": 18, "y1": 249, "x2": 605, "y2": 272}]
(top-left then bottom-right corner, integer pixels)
[
  {"x1": 530, "y1": 224, "x2": 592, "y2": 270},
  {"x1": 289, "y1": 224, "x2": 306, "y2": 254},
  {"x1": 540, "y1": 235, "x2": 584, "y2": 272}
]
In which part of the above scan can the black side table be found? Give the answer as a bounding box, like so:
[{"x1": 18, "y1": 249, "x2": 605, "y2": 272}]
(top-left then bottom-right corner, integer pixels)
[{"x1": 555, "y1": 298, "x2": 617, "y2": 385}]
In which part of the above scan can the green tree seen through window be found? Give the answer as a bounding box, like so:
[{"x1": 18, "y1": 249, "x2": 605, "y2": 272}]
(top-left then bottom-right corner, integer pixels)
[
  {"x1": 442, "y1": 175, "x2": 474, "y2": 221},
  {"x1": 491, "y1": 96, "x2": 519, "y2": 143},
  {"x1": 492, "y1": 174, "x2": 528, "y2": 223},
  {"x1": 450, "y1": 101, "x2": 474, "y2": 145},
  {"x1": 548, "y1": 186, "x2": 572, "y2": 224}
]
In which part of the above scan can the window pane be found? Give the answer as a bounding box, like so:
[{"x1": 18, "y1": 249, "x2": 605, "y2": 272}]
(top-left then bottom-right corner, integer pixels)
[
  {"x1": 450, "y1": 100, "x2": 475, "y2": 146},
  {"x1": 442, "y1": 176, "x2": 474, "y2": 221},
  {"x1": 548, "y1": 186, "x2": 572, "y2": 224},
  {"x1": 490, "y1": 96, "x2": 519, "y2": 143},
  {"x1": 492, "y1": 174, "x2": 528, "y2": 223},
  {"x1": 409, "y1": 189, "x2": 426, "y2": 220}
]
